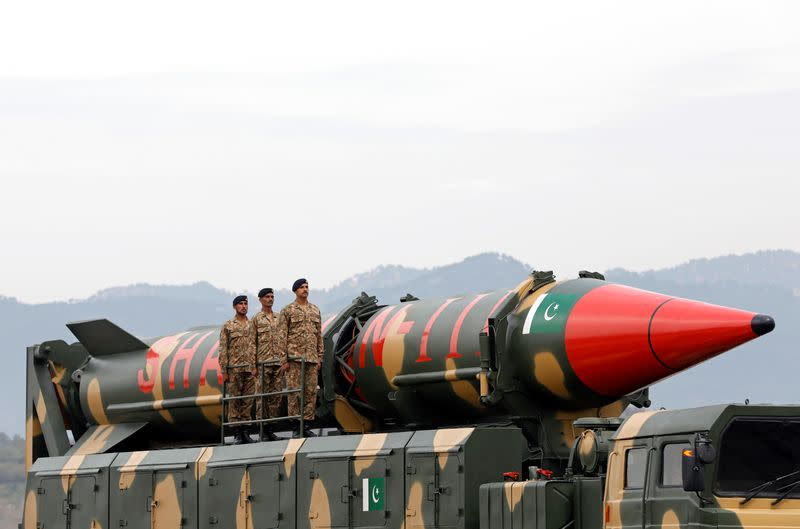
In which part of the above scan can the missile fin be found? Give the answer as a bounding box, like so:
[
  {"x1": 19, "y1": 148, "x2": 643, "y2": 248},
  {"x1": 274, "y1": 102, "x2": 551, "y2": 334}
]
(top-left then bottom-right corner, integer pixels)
[
  {"x1": 66, "y1": 319, "x2": 149, "y2": 356},
  {"x1": 64, "y1": 422, "x2": 148, "y2": 456}
]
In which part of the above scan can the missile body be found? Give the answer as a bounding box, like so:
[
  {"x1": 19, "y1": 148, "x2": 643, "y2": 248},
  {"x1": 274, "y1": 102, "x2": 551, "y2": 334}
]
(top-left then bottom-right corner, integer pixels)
[
  {"x1": 60, "y1": 274, "x2": 773, "y2": 444},
  {"x1": 77, "y1": 327, "x2": 225, "y2": 441},
  {"x1": 347, "y1": 276, "x2": 773, "y2": 425}
]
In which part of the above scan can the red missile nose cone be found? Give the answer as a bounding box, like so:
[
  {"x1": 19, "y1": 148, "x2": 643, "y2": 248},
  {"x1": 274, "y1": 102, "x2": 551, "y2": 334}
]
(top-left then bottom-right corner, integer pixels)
[
  {"x1": 649, "y1": 299, "x2": 773, "y2": 371},
  {"x1": 564, "y1": 284, "x2": 774, "y2": 398}
]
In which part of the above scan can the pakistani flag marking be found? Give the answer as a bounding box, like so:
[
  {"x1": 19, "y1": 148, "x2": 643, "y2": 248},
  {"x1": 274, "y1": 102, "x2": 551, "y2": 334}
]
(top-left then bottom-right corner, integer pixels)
[
  {"x1": 522, "y1": 293, "x2": 548, "y2": 335},
  {"x1": 362, "y1": 477, "x2": 385, "y2": 511},
  {"x1": 523, "y1": 293, "x2": 580, "y2": 335}
]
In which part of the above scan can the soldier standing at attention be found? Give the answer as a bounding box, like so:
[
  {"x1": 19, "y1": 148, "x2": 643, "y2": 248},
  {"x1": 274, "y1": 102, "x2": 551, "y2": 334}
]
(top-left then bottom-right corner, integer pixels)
[
  {"x1": 252, "y1": 287, "x2": 281, "y2": 441},
  {"x1": 219, "y1": 295, "x2": 256, "y2": 444},
  {"x1": 277, "y1": 278, "x2": 323, "y2": 437}
]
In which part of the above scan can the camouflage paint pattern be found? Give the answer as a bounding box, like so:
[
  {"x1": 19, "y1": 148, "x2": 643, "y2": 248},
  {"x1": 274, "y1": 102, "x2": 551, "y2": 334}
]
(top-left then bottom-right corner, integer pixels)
[
  {"x1": 199, "y1": 438, "x2": 305, "y2": 529},
  {"x1": 402, "y1": 428, "x2": 523, "y2": 529},
  {"x1": 474, "y1": 404, "x2": 800, "y2": 529},
  {"x1": 77, "y1": 328, "x2": 226, "y2": 442},
  {"x1": 66, "y1": 423, "x2": 148, "y2": 456},
  {"x1": 351, "y1": 287, "x2": 521, "y2": 423},
  {"x1": 479, "y1": 479, "x2": 576, "y2": 529},
  {"x1": 23, "y1": 427, "x2": 525, "y2": 529},
  {"x1": 295, "y1": 427, "x2": 523, "y2": 529},
  {"x1": 605, "y1": 404, "x2": 800, "y2": 529},
  {"x1": 297, "y1": 431, "x2": 414, "y2": 529},
  {"x1": 110, "y1": 447, "x2": 206, "y2": 529},
  {"x1": 26, "y1": 343, "x2": 74, "y2": 468},
  {"x1": 23, "y1": 452, "x2": 116, "y2": 529},
  {"x1": 22, "y1": 405, "x2": 800, "y2": 529}
]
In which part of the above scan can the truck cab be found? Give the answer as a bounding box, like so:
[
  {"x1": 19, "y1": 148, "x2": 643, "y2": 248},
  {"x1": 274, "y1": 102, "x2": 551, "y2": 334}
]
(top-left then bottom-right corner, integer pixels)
[
  {"x1": 606, "y1": 404, "x2": 800, "y2": 529},
  {"x1": 481, "y1": 404, "x2": 800, "y2": 529}
]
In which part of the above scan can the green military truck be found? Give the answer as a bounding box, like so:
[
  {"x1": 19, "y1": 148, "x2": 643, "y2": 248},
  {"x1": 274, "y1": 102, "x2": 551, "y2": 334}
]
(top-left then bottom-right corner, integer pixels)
[
  {"x1": 23, "y1": 404, "x2": 800, "y2": 529},
  {"x1": 481, "y1": 404, "x2": 800, "y2": 529}
]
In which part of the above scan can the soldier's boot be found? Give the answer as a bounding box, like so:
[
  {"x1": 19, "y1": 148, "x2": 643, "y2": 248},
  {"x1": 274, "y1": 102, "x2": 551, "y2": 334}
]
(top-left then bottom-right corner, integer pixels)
[
  {"x1": 231, "y1": 429, "x2": 242, "y2": 444},
  {"x1": 293, "y1": 421, "x2": 316, "y2": 438},
  {"x1": 235, "y1": 427, "x2": 252, "y2": 444},
  {"x1": 291, "y1": 423, "x2": 302, "y2": 438},
  {"x1": 261, "y1": 425, "x2": 279, "y2": 442},
  {"x1": 231, "y1": 430, "x2": 243, "y2": 445}
]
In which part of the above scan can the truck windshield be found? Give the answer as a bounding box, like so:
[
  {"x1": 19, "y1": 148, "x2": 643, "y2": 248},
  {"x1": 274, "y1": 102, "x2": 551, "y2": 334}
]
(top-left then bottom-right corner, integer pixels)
[{"x1": 716, "y1": 418, "x2": 800, "y2": 498}]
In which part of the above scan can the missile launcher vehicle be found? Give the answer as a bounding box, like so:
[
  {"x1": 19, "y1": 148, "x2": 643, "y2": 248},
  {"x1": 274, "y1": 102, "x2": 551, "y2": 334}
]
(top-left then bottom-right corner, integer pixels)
[{"x1": 22, "y1": 270, "x2": 792, "y2": 529}]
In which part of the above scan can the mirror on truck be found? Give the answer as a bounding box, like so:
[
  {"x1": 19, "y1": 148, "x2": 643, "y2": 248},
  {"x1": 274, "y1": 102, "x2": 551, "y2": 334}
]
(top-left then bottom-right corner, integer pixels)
[
  {"x1": 695, "y1": 432, "x2": 716, "y2": 464},
  {"x1": 682, "y1": 433, "x2": 715, "y2": 492},
  {"x1": 682, "y1": 448, "x2": 704, "y2": 491}
]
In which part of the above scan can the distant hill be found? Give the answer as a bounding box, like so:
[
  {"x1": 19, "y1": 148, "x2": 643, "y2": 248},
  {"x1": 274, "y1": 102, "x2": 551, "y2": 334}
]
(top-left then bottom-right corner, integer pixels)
[
  {"x1": 607, "y1": 249, "x2": 800, "y2": 292},
  {"x1": 318, "y1": 253, "x2": 531, "y2": 311},
  {"x1": 1, "y1": 250, "x2": 798, "y2": 435}
]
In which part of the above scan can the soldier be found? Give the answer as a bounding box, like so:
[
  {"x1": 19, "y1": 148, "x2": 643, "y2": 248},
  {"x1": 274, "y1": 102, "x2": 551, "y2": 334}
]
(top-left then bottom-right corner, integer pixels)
[
  {"x1": 218, "y1": 295, "x2": 256, "y2": 444},
  {"x1": 277, "y1": 278, "x2": 323, "y2": 437},
  {"x1": 252, "y1": 287, "x2": 281, "y2": 441}
]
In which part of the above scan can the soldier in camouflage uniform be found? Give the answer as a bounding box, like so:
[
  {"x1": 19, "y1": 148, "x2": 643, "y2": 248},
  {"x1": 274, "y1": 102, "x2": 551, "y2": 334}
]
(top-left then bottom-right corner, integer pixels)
[
  {"x1": 219, "y1": 295, "x2": 256, "y2": 444},
  {"x1": 277, "y1": 278, "x2": 322, "y2": 437},
  {"x1": 252, "y1": 287, "x2": 281, "y2": 441}
]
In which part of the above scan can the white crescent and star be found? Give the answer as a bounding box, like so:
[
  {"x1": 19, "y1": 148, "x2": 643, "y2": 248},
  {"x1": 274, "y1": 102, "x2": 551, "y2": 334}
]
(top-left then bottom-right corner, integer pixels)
[
  {"x1": 524, "y1": 294, "x2": 569, "y2": 334},
  {"x1": 363, "y1": 478, "x2": 383, "y2": 510},
  {"x1": 544, "y1": 302, "x2": 560, "y2": 321}
]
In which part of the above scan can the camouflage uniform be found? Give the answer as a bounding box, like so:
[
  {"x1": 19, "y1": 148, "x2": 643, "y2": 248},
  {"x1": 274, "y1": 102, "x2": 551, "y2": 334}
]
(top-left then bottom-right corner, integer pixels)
[
  {"x1": 277, "y1": 300, "x2": 323, "y2": 420},
  {"x1": 252, "y1": 310, "x2": 284, "y2": 420},
  {"x1": 218, "y1": 317, "x2": 256, "y2": 424}
]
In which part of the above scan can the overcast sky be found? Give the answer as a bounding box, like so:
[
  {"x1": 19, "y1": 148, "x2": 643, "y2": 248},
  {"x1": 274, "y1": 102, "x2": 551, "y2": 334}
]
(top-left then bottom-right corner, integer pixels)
[{"x1": 1, "y1": 1, "x2": 798, "y2": 303}]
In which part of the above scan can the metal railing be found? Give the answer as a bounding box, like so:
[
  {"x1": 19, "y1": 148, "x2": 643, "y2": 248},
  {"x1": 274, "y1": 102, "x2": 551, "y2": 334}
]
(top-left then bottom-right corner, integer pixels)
[{"x1": 220, "y1": 357, "x2": 308, "y2": 443}]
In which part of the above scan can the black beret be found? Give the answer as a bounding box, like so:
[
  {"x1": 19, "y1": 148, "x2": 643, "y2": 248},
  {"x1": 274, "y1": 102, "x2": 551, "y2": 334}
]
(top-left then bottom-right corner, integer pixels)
[
  {"x1": 258, "y1": 288, "x2": 274, "y2": 298},
  {"x1": 232, "y1": 295, "x2": 248, "y2": 306},
  {"x1": 292, "y1": 278, "x2": 308, "y2": 292}
]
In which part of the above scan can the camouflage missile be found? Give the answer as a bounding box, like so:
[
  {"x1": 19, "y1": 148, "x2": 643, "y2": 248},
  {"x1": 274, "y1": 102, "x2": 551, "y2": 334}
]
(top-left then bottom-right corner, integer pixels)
[
  {"x1": 47, "y1": 272, "x2": 773, "y2": 445},
  {"x1": 69, "y1": 322, "x2": 226, "y2": 442},
  {"x1": 346, "y1": 273, "x2": 775, "y2": 425}
]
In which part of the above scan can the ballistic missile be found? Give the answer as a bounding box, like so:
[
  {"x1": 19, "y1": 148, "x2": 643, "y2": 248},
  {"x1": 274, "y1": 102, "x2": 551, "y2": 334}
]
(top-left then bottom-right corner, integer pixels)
[
  {"x1": 346, "y1": 273, "x2": 775, "y2": 427},
  {"x1": 35, "y1": 271, "x2": 774, "y2": 452}
]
